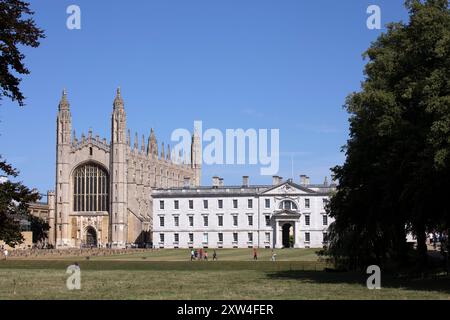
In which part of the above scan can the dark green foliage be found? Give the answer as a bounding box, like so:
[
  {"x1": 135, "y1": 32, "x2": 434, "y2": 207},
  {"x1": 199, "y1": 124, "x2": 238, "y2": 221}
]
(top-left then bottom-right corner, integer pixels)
[
  {"x1": 0, "y1": 157, "x2": 40, "y2": 246},
  {"x1": 0, "y1": 0, "x2": 45, "y2": 106},
  {"x1": 325, "y1": 0, "x2": 450, "y2": 270}
]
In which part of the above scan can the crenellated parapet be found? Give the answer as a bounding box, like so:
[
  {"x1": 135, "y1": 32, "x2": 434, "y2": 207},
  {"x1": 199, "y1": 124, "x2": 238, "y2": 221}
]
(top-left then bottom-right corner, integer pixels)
[{"x1": 71, "y1": 129, "x2": 110, "y2": 153}]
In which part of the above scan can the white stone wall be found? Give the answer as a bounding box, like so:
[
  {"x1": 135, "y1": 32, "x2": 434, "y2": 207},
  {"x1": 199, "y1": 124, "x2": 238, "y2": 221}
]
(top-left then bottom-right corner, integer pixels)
[{"x1": 152, "y1": 183, "x2": 334, "y2": 249}]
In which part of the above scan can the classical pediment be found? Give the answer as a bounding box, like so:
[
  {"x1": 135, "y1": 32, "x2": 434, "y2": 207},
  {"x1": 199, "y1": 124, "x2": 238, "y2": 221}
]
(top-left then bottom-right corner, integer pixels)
[{"x1": 261, "y1": 181, "x2": 315, "y2": 195}]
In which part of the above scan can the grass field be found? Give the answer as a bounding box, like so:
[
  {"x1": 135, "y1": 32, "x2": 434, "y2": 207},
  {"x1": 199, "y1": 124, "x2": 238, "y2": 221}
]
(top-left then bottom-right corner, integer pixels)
[{"x1": 0, "y1": 249, "x2": 448, "y2": 300}]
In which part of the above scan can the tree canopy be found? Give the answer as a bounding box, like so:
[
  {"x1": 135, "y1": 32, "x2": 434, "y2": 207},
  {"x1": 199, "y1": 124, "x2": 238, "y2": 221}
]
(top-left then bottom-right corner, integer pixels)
[
  {"x1": 325, "y1": 0, "x2": 450, "y2": 270},
  {"x1": 0, "y1": 0, "x2": 45, "y2": 106},
  {"x1": 0, "y1": 158, "x2": 40, "y2": 246}
]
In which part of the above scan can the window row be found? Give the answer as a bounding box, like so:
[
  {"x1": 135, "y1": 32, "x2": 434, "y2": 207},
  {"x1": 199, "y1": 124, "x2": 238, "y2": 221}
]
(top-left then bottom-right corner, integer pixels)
[
  {"x1": 304, "y1": 214, "x2": 329, "y2": 226},
  {"x1": 159, "y1": 214, "x2": 328, "y2": 227},
  {"x1": 159, "y1": 215, "x2": 257, "y2": 227},
  {"x1": 158, "y1": 232, "x2": 272, "y2": 244},
  {"x1": 160, "y1": 199, "x2": 256, "y2": 210},
  {"x1": 159, "y1": 198, "x2": 330, "y2": 210},
  {"x1": 304, "y1": 232, "x2": 328, "y2": 243}
]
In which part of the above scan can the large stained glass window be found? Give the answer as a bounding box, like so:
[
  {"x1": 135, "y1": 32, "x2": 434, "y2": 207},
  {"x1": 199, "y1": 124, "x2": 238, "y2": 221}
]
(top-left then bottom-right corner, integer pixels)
[{"x1": 73, "y1": 164, "x2": 109, "y2": 212}]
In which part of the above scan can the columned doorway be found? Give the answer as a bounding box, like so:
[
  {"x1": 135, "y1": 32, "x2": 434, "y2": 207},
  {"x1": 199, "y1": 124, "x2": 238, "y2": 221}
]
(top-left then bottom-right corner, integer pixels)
[{"x1": 282, "y1": 223, "x2": 294, "y2": 248}]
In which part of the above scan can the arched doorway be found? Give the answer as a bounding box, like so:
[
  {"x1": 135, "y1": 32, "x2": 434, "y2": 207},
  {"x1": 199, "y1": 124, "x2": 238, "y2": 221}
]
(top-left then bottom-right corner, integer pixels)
[
  {"x1": 282, "y1": 223, "x2": 294, "y2": 248},
  {"x1": 86, "y1": 226, "x2": 97, "y2": 247}
]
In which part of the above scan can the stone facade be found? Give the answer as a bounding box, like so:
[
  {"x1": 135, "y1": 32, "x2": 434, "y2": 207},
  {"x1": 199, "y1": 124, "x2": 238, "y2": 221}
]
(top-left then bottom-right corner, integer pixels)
[{"x1": 51, "y1": 89, "x2": 201, "y2": 248}]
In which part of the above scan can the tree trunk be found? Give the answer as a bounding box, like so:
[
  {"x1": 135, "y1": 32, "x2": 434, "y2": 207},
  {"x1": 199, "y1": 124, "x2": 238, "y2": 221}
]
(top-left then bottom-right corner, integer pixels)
[{"x1": 416, "y1": 224, "x2": 428, "y2": 270}]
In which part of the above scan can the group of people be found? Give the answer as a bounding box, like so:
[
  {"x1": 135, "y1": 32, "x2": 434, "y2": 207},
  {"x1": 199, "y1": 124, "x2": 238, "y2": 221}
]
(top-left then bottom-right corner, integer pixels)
[
  {"x1": 429, "y1": 232, "x2": 448, "y2": 252},
  {"x1": 189, "y1": 248, "x2": 277, "y2": 261},
  {"x1": 190, "y1": 248, "x2": 218, "y2": 261}
]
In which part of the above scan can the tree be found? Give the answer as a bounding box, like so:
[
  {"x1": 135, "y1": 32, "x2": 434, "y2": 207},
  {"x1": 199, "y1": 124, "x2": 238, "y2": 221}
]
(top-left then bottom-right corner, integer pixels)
[
  {"x1": 325, "y1": 0, "x2": 450, "y2": 271},
  {"x1": 0, "y1": 0, "x2": 45, "y2": 106},
  {"x1": 0, "y1": 157, "x2": 40, "y2": 247},
  {"x1": 29, "y1": 215, "x2": 49, "y2": 244}
]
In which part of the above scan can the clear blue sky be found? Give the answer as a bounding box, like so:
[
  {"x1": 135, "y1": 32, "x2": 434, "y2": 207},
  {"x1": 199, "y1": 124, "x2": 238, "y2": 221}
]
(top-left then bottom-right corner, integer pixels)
[{"x1": 0, "y1": 0, "x2": 409, "y2": 194}]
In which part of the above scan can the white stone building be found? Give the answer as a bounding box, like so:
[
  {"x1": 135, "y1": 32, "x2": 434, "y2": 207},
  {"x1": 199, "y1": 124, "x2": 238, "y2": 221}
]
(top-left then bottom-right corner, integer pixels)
[{"x1": 152, "y1": 176, "x2": 335, "y2": 249}]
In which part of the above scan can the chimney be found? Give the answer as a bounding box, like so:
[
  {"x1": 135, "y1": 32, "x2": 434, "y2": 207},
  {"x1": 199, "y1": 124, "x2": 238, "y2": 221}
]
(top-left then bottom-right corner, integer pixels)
[
  {"x1": 305, "y1": 176, "x2": 310, "y2": 186},
  {"x1": 300, "y1": 175, "x2": 307, "y2": 186},
  {"x1": 219, "y1": 178, "x2": 224, "y2": 187},
  {"x1": 212, "y1": 176, "x2": 220, "y2": 188},
  {"x1": 242, "y1": 176, "x2": 249, "y2": 187},
  {"x1": 272, "y1": 176, "x2": 279, "y2": 185},
  {"x1": 183, "y1": 177, "x2": 191, "y2": 188}
]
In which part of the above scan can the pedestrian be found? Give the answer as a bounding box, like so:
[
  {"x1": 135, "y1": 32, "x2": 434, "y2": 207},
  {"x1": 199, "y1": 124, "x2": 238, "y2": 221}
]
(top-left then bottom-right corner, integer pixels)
[
  {"x1": 3, "y1": 248, "x2": 8, "y2": 260},
  {"x1": 190, "y1": 249, "x2": 195, "y2": 261},
  {"x1": 199, "y1": 248, "x2": 203, "y2": 260},
  {"x1": 271, "y1": 250, "x2": 276, "y2": 262},
  {"x1": 253, "y1": 248, "x2": 258, "y2": 261},
  {"x1": 204, "y1": 251, "x2": 208, "y2": 261},
  {"x1": 213, "y1": 250, "x2": 217, "y2": 261}
]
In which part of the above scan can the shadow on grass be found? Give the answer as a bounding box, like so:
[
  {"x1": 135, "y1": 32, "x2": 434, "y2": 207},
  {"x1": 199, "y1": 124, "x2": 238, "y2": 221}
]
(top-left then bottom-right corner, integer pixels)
[{"x1": 266, "y1": 270, "x2": 450, "y2": 295}]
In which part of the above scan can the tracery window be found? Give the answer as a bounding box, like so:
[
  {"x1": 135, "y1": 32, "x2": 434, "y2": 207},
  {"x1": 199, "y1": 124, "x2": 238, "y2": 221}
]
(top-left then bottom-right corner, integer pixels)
[{"x1": 73, "y1": 164, "x2": 109, "y2": 212}]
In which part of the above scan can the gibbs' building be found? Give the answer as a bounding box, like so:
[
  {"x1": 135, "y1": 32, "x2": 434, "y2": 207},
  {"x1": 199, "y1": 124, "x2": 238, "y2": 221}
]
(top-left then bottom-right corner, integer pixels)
[{"x1": 51, "y1": 89, "x2": 201, "y2": 248}]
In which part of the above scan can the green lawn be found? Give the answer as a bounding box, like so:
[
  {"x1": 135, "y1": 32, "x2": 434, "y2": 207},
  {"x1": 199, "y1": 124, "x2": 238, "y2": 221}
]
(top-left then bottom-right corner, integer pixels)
[{"x1": 0, "y1": 249, "x2": 448, "y2": 300}]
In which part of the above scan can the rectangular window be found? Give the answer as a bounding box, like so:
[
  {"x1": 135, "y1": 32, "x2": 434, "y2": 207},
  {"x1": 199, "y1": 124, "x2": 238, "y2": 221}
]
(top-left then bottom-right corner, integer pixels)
[
  {"x1": 218, "y1": 233, "x2": 223, "y2": 242},
  {"x1": 305, "y1": 232, "x2": 310, "y2": 242},
  {"x1": 323, "y1": 215, "x2": 328, "y2": 226},
  {"x1": 248, "y1": 233, "x2": 253, "y2": 242},
  {"x1": 233, "y1": 232, "x2": 238, "y2": 242},
  {"x1": 218, "y1": 215, "x2": 223, "y2": 227},
  {"x1": 189, "y1": 233, "x2": 194, "y2": 242},
  {"x1": 305, "y1": 215, "x2": 310, "y2": 226},
  {"x1": 160, "y1": 201, "x2": 165, "y2": 210},
  {"x1": 218, "y1": 199, "x2": 223, "y2": 209},
  {"x1": 233, "y1": 215, "x2": 238, "y2": 227},
  {"x1": 159, "y1": 233, "x2": 164, "y2": 243},
  {"x1": 265, "y1": 215, "x2": 271, "y2": 226},
  {"x1": 203, "y1": 215, "x2": 209, "y2": 227},
  {"x1": 203, "y1": 200, "x2": 208, "y2": 209},
  {"x1": 189, "y1": 216, "x2": 194, "y2": 227},
  {"x1": 323, "y1": 232, "x2": 328, "y2": 243},
  {"x1": 203, "y1": 233, "x2": 208, "y2": 243},
  {"x1": 305, "y1": 199, "x2": 310, "y2": 209},
  {"x1": 265, "y1": 232, "x2": 270, "y2": 242},
  {"x1": 174, "y1": 233, "x2": 179, "y2": 243},
  {"x1": 174, "y1": 200, "x2": 179, "y2": 210},
  {"x1": 265, "y1": 199, "x2": 270, "y2": 208},
  {"x1": 248, "y1": 199, "x2": 253, "y2": 209},
  {"x1": 248, "y1": 215, "x2": 253, "y2": 226},
  {"x1": 233, "y1": 199, "x2": 238, "y2": 209},
  {"x1": 159, "y1": 216, "x2": 165, "y2": 227},
  {"x1": 189, "y1": 200, "x2": 194, "y2": 209},
  {"x1": 174, "y1": 216, "x2": 179, "y2": 227}
]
